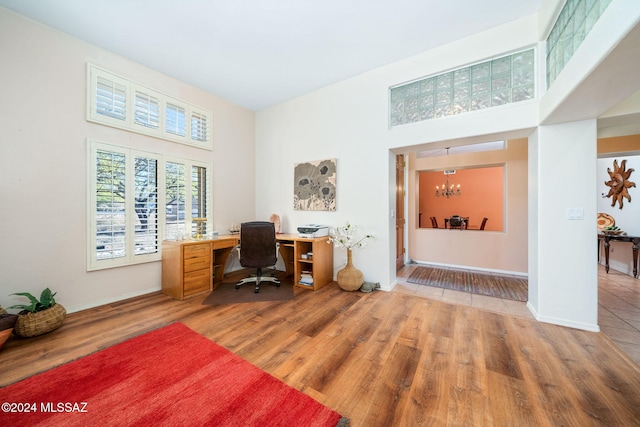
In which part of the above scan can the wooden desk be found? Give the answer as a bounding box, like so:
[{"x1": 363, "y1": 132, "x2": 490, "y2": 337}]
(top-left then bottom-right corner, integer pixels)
[
  {"x1": 276, "y1": 234, "x2": 334, "y2": 291},
  {"x1": 161, "y1": 233, "x2": 335, "y2": 299},
  {"x1": 162, "y1": 235, "x2": 239, "y2": 300},
  {"x1": 598, "y1": 233, "x2": 640, "y2": 278}
]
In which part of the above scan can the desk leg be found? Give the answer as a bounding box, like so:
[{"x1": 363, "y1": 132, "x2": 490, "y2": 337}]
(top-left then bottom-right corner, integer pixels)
[
  {"x1": 632, "y1": 239, "x2": 639, "y2": 278},
  {"x1": 604, "y1": 237, "x2": 610, "y2": 274}
]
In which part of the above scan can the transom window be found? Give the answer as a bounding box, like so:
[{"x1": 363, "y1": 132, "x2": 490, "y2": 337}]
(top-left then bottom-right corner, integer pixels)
[
  {"x1": 87, "y1": 64, "x2": 213, "y2": 150},
  {"x1": 389, "y1": 48, "x2": 535, "y2": 127}
]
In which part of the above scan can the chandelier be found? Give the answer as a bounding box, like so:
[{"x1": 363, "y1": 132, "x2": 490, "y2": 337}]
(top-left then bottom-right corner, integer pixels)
[
  {"x1": 435, "y1": 174, "x2": 461, "y2": 198},
  {"x1": 435, "y1": 148, "x2": 461, "y2": 198}
]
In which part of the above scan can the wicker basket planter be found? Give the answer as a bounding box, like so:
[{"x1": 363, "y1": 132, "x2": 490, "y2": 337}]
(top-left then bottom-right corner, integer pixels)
[
  {"x1": 337, "y1": 249, "x2": 364, "y2": 291},
  {"x1": 13, "y1": 304, "x2": 66, "y2": 338}
]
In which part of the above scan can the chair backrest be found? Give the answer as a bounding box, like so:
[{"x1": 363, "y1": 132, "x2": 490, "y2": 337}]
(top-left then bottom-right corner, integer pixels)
[
  {"x1": 480, "y1": 217, "x2": 488, "y2": 230},
  {"x1": 449, "y1": 216, "x2": 463, "y2": 228},
  {"x1": 430, "y1": 216, "x2": 438, "y2": 228},
  {"x1": 239, "y1": 221, "x2": 277, "y2": 268}
]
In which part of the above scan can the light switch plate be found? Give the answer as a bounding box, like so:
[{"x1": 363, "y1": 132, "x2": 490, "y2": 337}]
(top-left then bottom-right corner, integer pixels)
[{"x1": 567, "y1": 208, "x2": 584, "y2": 220}]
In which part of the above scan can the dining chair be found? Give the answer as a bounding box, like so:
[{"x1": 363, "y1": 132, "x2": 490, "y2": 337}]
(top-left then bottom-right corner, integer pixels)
[{"x1": 480, "y1": 217, "x2": 488, "y2": 230}]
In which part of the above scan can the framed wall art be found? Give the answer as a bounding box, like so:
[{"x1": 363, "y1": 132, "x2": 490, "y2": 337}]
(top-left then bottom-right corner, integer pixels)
[{"x1": 294, "y1": 158, "x2": 336, "y2": 211}]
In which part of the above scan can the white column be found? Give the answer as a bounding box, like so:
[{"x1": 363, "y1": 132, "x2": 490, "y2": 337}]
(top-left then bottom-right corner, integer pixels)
[{"x1": 528, "y1": 119, "x2": 599, "y2": 331}]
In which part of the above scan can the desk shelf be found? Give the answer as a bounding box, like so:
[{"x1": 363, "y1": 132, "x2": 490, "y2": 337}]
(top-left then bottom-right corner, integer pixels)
[{"x1": 276, "y1": 234, "x2": 333, "y2": 291}]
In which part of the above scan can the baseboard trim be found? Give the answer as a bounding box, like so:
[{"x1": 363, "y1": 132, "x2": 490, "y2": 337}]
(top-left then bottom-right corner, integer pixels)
[{"x1": 528, "y1": 302, "x2": 600, "y2": 332}]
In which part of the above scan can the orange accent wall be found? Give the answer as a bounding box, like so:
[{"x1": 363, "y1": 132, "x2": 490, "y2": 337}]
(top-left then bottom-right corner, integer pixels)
[{"x1": 418, "y1": 166, "x2": 504, "y2": 231}]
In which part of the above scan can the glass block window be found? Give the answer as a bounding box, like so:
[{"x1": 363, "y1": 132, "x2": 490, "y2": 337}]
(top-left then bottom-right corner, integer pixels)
[
  {"x1": 390, "y1": 49, "x2": 535, "y2": 127},
  {"x1": 546, "y1": 0, "x2": 612, "y2": 86}
]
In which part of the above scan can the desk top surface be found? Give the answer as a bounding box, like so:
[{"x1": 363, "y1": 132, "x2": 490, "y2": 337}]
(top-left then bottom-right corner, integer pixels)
[
  {"x1": 276, "y1": 233, "x2": 331, "y2": 242},
  {"x1": 598, "y1": 233, "x2": 640, "y2": 241},
  {"x1": 164, "y1": 233, "x2": 331, "y2": 245}
]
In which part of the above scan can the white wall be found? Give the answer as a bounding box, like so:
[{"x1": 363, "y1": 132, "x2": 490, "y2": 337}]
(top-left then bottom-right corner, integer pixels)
[
  {"x1": 254, "y1": 1, "x2": 639, "y2": 332},
  {"x1": 528, "y1": 120, "x2": 599, "y2": 331},
  {"x1": 0, "y1": 9, "x2": 256, "y2": 312},
  {"x1": 255, "y1": 16, "x2": 540, "y2": 290}
]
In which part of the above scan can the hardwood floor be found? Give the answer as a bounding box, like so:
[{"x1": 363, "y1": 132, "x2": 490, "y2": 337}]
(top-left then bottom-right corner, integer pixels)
[
  {"x1": 2, "y1": 270, "x2": 640, "y2": 426},
  {"x1": 395, "y1": 263, "x2": 640, "y2": 366}
]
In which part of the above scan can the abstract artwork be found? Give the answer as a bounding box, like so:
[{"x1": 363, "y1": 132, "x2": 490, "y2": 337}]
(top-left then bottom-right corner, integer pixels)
[{"x1": 294, "y1": 158, "x2": 336, "y2": 211}]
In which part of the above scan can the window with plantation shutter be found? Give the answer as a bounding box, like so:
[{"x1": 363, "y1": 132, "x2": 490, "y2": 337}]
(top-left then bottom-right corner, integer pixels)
[
  {"x1": 133, "y1": 156, "x2": 159, "y2": 255},
  {"x1": 96, "y1": 76, "x2": 127, "y2": 121},
  {"x1": 88, "y1": 140, "x2": 211, "y2": 270},
  {"x1": 166, "y1": 102, "x2": 187, "y2": 138},
  {"x1": 133, "y1": 85, "x2": 160, "y2": 130},
  {"x1": 164, "y1": 160, "x2": 210, "y2": 241},
  {"x1": 191, "y1": 110, "x2": 210, "y2": 143},
  {"x1": 94, "y1": 148, "x2": 127, "y2": 262},
  {"x1": 165, "y1": 161, "x2": 187, "y2": 240},
  {"x1": 88, "y1": 66, "x2": 129, "y2": 127},
  {"x1": 87, "y1": 64, "x2": 213, "y2": 150}
]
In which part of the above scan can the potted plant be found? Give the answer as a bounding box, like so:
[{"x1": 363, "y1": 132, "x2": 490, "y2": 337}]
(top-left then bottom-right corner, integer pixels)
[
  {"x1": 329, "y1": 222, "x2": 374, "y2": 291},
  {"x1": 8, "y1": 288, "x2": 66, "y2": 338}
]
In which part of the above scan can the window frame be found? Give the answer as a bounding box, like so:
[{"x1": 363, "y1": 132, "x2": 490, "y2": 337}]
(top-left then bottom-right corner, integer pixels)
[{"x1": 87, "y1": 139, "x2": 212, "y2": 271}]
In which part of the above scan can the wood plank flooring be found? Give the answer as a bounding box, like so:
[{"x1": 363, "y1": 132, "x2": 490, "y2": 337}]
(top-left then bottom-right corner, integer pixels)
[
  {"x1": 396, "y1": 263, "x2": 640, "y2": 366},
  {"x1": 1, "y1": 270, "x2": 640, "y2": 426}
]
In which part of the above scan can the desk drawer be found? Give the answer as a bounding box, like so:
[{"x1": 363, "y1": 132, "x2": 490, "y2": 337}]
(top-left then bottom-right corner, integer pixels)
[
  {"x1": 184, "y1": 255, "x2": 211, "y2": 273},
  {"x1": 212, "y1": 239, "x2": 237, "y2": 250},
  {"x1": 184, "y1": 243, "x2": 210, "y2": 259},
  {"x1": 184, "y1": 269, "x2": 210, "y2": 295}
]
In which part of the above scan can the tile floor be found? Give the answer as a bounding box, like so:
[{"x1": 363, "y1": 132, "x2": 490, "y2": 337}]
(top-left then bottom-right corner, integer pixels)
[
  {"x1": 394, "y1": 263, "x2": 640, "y2": 366},
  {"x1": 598, "y1": 265, "x2": 640, "y2": 366}
]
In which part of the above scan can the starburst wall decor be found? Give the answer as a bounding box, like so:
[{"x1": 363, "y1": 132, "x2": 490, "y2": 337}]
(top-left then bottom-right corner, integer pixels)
[{"x1": 604, "y1": 159, "x2": 636, "y2": 209}]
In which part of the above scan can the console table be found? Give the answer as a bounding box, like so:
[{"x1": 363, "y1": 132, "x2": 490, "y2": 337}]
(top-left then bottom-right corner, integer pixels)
[{"x1": 598, "y1": 233, "x2": 640, "y2": 278}]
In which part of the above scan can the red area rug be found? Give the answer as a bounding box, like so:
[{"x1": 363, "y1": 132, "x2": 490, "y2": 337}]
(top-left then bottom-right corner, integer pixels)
[{"x1": 0, "y1": 322, "x2": 349, "y2": 426}]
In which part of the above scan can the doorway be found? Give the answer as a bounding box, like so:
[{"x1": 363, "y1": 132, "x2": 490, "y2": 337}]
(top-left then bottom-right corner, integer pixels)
[{"x1": 396, "y1": 154, "x2": 406, "y2": 270}]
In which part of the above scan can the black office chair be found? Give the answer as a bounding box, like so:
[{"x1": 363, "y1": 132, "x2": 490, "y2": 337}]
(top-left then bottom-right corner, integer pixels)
[
  {"x1": 236, "y1": 221, "x2": 280, "y2": 293},
  {"x1": 430, "y1": 216, "x2": 438, "y2": 228}
]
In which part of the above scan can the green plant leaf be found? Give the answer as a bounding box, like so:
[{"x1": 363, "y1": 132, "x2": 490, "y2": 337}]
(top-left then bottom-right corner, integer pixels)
[
  {"x1": 9, "y1": 292, "x2": 39, "y2": 312},
  {"x1": 40, "y1": 288, "x2": 56, "y2": 308}
]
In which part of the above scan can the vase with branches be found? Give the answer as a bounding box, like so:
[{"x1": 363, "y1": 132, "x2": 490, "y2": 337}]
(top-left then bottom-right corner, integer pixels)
[{"x1": 329, "y1": 222, "x2": 374, "y2": 291}]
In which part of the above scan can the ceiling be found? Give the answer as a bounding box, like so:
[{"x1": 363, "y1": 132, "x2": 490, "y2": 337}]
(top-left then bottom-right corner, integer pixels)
[{"x1": 0, "y1": 0, "x2": 542, "y2": 111}]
